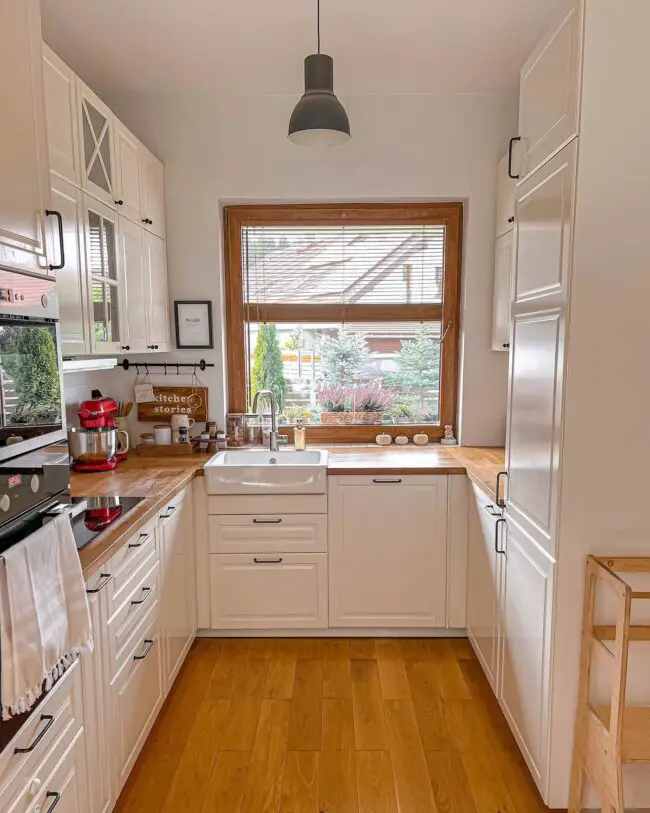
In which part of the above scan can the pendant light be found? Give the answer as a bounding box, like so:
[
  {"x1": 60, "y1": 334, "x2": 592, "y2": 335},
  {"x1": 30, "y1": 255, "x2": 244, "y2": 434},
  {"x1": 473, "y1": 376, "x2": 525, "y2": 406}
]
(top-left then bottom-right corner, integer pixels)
[{"x1": 288, "y1": 0, "x2": 351, "y2": 146}]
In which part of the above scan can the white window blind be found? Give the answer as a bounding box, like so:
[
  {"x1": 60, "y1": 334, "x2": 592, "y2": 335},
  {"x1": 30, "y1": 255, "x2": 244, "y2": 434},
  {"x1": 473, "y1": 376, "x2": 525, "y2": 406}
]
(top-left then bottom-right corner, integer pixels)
[{"x1": 241, "y1": 224, "x2": 445, "y2": 306}]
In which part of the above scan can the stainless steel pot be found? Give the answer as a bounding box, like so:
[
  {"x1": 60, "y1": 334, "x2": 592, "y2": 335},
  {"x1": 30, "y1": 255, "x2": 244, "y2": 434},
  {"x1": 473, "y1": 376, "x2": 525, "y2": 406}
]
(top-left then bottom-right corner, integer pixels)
[{"x1": 68, "y1": 427, "x2": 118, "y2": 463}]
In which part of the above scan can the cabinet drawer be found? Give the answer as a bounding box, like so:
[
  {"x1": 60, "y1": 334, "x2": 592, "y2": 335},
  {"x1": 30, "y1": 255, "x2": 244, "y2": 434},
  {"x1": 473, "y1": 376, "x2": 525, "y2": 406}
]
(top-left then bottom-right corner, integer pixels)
[
  {"x1": 107, "y1": 517, "x2": 157, "y2": 614},
  {"x1": 331, "y1": 474, "x2": 445, "y2": 487},
  {"x1": 209, "y1": 514, "x2": 327, "y2": 554},
  {"x1": 209, "y1": 553, "x2": 328, "y2": 630},
  {"x1": 0, "y1": 661, "x2": 83, "y2": 807},
  {"x1": 208, "y1": 494, "x2": 327, "y2": 516},
  {"x1": 108, "y1": 559, "x2": 161, "y2": 678},
  {"x1": 7, "y1": 728, "x2": 87, "y2": 813},
  {"x1": 109, "y1": 609, "x2": 163, "y2": 794}
]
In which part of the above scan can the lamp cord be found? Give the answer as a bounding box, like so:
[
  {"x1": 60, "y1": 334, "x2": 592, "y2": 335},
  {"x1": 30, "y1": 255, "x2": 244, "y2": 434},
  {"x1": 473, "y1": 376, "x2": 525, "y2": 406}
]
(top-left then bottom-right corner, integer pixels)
[{"x1": 317, "y1": 0, "x2": 321, "y2": 53}]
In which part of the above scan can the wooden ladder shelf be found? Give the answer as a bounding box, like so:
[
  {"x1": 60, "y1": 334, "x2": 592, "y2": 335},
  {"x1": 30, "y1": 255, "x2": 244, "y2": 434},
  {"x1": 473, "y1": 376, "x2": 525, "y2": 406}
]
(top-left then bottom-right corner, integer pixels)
[{"x1": 569, "y1": 556, "x2": 650, "y2": 812}]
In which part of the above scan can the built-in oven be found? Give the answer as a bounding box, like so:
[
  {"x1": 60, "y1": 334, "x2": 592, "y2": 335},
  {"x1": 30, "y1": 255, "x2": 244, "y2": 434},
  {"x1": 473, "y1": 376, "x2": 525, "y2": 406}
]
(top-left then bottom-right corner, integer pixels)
[{"x1": 0, "y1": 269, "x2": 65, "y2": 461}]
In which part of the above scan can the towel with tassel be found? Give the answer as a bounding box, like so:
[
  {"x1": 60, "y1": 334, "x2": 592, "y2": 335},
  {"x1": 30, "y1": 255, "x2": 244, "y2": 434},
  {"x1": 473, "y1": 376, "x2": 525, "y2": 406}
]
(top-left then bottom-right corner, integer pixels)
[{"x1": 0, "y1": 514, "x2": 93, "y2": 720}]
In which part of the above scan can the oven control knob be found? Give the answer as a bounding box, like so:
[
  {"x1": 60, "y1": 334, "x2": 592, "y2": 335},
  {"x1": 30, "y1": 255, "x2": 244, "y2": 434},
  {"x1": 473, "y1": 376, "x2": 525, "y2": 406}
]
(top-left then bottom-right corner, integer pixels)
[
  {"x1": 30, "y1": 475, "x2": 40, "y2": 494},
  {"x1": 0, "y1": 495, "x2": 10, "y2": 513},
  {"x1": 41, "y1": 294, "x2": 50, "y2": 309}
]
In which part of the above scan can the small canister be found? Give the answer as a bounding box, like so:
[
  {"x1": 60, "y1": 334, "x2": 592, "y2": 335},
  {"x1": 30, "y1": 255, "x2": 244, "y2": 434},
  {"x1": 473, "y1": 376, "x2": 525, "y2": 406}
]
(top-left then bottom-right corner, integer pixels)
[
  {"x1": 199, "y1": 432, "x2": 210, "y2": 451},
  {"x1": 154, "y1": 424, "x2": 172, "y2": 445},
  {"x1": 206, "y1": 421, "x2": 217, "y2": 439}
]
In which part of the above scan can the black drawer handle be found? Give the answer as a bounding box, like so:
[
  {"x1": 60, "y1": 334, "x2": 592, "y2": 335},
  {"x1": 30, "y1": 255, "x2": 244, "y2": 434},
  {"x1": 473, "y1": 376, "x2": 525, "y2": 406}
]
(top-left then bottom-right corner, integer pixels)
[
  {"x1": 86, "y1": 572, "x2": 112, "y2": 594},
  {"x1": 45, "y1": 791, "x2": 61, "y2": 812},
  {"x1": 484, "y1": 504, "x2": 501, "y2": 517},
  {"x1": 160, "y1": 505, "x2": 176, "y2": 520},
  {"x1": 14, "y1": 714, "x2": 55, "y2": 754},
  {"x1": 131, "y1": 586, "x2": 152, "y2": 606},
  {"x1": 252, "y1": 518, "x2": 282, "y2": 524},
  {"x1": 133, "y1": 639, "x2": 155, "y2": 661},
  {"x1": 508, "y1": 136, "x2": 521, "y2": 180},
  {"x1": 45, "y1": 210, "x2": 65, "y2": 271},
  {"x1": 495, "y1": 517, "x2": 507, "y2": 556},
  {"x1": 373, "y1": 478, "x2": 402, "y2": 484},
  {"x1": 129, "y1": 532, "x2": 151, "y2": 549},
  {"x1": 254, "y1": 557, "x2": 283, "y2": 564}
]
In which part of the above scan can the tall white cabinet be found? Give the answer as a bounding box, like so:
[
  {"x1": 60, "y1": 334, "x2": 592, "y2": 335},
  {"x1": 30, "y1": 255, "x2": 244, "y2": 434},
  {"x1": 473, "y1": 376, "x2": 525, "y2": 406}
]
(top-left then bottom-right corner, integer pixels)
[
  {"x1": 0, "y1": 0, "x2": 51, "y2": 276},
  {"x1": 469, "y1": 2, "x2": 650, "y2": 807},
  {"x1": 41, "y1": 43, "x2": 171, "y2": 356}
]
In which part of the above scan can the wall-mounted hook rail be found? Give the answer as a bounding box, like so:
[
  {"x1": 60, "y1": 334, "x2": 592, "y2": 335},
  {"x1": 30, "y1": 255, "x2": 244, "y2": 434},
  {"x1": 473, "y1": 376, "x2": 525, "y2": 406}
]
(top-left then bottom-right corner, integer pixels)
[{"x1": 119, "y1": 358, "x2": 214, "y2": 373}]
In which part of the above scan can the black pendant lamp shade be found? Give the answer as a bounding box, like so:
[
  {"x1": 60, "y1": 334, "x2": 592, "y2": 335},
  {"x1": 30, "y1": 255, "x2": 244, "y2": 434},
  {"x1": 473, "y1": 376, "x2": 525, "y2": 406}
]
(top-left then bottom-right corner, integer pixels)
[{"x1": 288, "y1": 3, "x2": 351, "y2": 146}]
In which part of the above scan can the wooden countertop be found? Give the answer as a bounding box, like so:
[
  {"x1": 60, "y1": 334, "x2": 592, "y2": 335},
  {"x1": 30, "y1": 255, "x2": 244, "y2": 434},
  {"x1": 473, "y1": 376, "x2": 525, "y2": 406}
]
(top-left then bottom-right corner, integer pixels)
[
  {"x1": 71, "y1": 455, "x2": 210, "y2": 579},
  {"x1": 71, "y1": 446, "x2": 504, "y2": 579}
]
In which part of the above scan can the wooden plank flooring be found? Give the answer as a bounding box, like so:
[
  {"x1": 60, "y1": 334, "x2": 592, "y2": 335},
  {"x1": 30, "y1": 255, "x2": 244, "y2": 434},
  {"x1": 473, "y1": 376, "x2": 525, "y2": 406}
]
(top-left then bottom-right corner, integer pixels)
[{"x1": 114, "y1": 637, "x2": 554, "y2": 813}]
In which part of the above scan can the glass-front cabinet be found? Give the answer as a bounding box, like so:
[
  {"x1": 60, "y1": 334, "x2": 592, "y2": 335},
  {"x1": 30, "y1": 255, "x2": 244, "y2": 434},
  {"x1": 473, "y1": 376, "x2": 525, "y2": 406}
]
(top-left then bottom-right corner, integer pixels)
[
  {"x1": 83, "y1": 195, "x2": 124, "y2": 354},
  {"x1": 78, "y1": 82, "x2": 116, "y2": 207}
]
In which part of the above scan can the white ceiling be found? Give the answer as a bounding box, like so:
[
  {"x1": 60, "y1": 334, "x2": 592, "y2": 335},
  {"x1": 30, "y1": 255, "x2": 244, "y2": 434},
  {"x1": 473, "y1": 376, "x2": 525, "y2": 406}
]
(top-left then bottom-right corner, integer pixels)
[{"x1": 41, "y1": 0, "x2": 568, "y2": 99}]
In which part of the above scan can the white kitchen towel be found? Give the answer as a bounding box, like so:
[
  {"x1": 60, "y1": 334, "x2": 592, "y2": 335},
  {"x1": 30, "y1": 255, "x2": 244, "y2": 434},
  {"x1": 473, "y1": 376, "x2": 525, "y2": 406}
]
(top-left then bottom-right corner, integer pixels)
[{"x1": 0, "y1": 514, "x2": 93, "y2": 720}]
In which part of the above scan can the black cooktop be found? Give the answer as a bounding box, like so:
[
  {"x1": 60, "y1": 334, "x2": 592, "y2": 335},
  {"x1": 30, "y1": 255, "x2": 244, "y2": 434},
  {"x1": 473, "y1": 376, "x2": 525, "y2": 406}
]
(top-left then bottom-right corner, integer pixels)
[{"x1": 46, "y1": 495, "x2": 145, "y2": 550}]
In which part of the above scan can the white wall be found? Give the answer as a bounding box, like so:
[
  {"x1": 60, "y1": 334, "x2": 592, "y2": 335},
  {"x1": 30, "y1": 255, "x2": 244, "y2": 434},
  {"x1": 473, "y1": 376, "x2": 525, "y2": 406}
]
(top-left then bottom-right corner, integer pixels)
[{"x1": 88, "y1": 90, "x2": 516, "y2": 445}]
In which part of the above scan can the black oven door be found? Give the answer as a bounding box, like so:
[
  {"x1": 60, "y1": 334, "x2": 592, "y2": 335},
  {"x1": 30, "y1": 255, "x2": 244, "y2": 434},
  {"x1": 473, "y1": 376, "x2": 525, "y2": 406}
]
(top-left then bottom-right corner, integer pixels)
[{"x1": 0, "y1": 317, "x2": 65, "y2": 459}]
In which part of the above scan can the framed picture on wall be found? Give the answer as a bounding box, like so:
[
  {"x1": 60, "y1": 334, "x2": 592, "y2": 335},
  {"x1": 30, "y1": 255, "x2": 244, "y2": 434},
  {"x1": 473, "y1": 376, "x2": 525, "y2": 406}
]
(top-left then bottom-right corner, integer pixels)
[{"x1": 174, "y1": 301, "x2": 214, "y2": 349}]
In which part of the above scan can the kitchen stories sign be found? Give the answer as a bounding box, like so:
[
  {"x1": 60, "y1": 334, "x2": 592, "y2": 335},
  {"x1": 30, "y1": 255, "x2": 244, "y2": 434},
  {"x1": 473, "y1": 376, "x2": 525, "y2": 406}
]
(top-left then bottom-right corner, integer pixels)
[{"x1": 137, "y1": 386, "x2": 208, "y2": 422}]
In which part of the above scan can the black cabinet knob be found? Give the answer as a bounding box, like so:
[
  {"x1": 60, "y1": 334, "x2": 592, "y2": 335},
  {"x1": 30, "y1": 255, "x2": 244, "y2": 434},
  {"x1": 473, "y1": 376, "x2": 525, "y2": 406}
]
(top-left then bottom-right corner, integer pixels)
[
  {"x1": 114, "y1": 200, "x2": 123, "y2": 206},
  {"x1": 507, "y1": 216, "x2": 515, "y2": 223},
  {"x1": 121, "y1": 345, "x2": 130, "y2": 351}
]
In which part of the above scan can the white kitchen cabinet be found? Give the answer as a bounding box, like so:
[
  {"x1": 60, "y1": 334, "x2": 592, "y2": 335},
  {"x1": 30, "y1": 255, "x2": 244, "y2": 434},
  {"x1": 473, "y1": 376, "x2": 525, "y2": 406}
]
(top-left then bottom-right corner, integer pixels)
[
  {"x1": 466, "y1": 483, "x2": 503, "y2": 692},
  {"x1": 42, "y1": 45, "x2": 80, "y2": 187},
  {"x1": 328, "y1": 475, "x2": 448, "y2": 628},
  {"x1": 491, "y1": 230, "x2": 513, "y2": 352},
  {"x1": 49, "y1": 175, "x2": 89, "y2": 357},
  {"x1": 83, "y1": 194, "x2": 125, "y2": 355},
  {"x1": 109, "y1": 610, "x2": 163, "y2": 795},
  {"x1": 515, "y1": 4, "x2": 582, "y2": 181},
  {"x1": 81, "y1": 583, "x2": 113, "y2": 813},
  {"x1": 0, "y1": 0, "x2": 50, "y2": 275},
  {"x1": 210, "y1": 553, "x2": 328, "y2": 630},
  {"x1": 495, "y1": 152, "x2": 516, "y2": 238},
  {"x1": 499, "y1": 517, "x2": 554, "y2": 787},
  {"x1": 143, "y1": 233, "x2": 171, "y2": 351},
  {"x1": 158, "y1": 487, "x2": 196, "y2": 691},
  {"x1": 78, "y1": 82, "x2": 116, "y2": 208},
  {"x1": 9, "y1": 731, "x2": 90, "y2": 813},
  {"x1": 507, "y1": 142, "x2": 576, "y2": 557},
  {"x1": 139, "y1": 147, "x2": 166, "y2": 239},
  {"x1": 117, "y1": 215, "x2": 147, "y2": 352},
  {"x1": 114, "y1": 121, "x2": 143, "y2": 225}
]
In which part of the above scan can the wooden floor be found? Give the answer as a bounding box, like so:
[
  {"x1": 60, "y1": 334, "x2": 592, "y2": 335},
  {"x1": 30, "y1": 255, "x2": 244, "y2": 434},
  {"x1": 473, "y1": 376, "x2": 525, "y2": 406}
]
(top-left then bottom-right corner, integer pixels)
[{"x1": 114, "y1": 637, "x2": 554, "y2": 813}]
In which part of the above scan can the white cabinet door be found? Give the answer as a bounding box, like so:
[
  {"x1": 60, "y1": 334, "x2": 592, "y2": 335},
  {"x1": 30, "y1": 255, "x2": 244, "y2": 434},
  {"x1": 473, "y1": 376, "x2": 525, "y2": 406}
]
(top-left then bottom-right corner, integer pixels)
[
  {"x1": 506, "y1": 143, "x2": 576, "y2": 556},
  {"x1": 78, "y1": 82, "x2": 116, "y2": 208},
  {"x1": 517, "y1": 3, "x2": 582, "y2": 180},
  {"x1": 114, "y1": 121, "x2": 142, "y2": 225},
  {"x1": 117, "y1": 216, "x2": 147, "y2": 352},
  {"x1": 328, "y1": 475, "x2": 448, "y2": 628},
  {"x1": 80, "y1": 587, "x2": 113, "y2": 813},
  {"x1": 499, "y1": 517, "x2": 554, "y2": 789},
  {"x1": 143, "y1": 233, "x2": 171, "y2": 351},
  {"x1": 42, "y1": 45, "x2": 80, "y2": 187},
  {"x1": 495, "y1": 152, "x2": 516, "y2": 238},
  {"x1": 210, "y1": 553, "x2": 328, "y2": 630},
  {"x1": 109, "y1": 612, "x2": 163, "y2": 795},
  {"x1": 0, "y1": 0, "x2": 50, "y2": 275},
  {"x1": 159, "y1": 488, "x2": 196, "y2": 691},
  {"x1": 466, "y1": 483, "x2": 502, "y2": 691},
  {"x1": 139, "y1": 147, "x2": 166, "y2": 238},
  {"x1": 28, "y1": 732, "x2": 89, "y2": 813},
  {"x1": 83, "y1": 195, "x2": 124, "y2": 355},
  {"x1": 49, "y1": 175, "x2": 88, "y2": 357},
  {"x1": 491, "y1": 230, "x2": 513, "y2": 352}
]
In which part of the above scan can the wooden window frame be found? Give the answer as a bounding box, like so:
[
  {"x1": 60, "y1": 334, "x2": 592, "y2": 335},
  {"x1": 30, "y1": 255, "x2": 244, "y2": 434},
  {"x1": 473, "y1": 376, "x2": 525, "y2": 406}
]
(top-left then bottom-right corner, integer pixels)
[{"x1": 224, "y1": 202, "x2": 463, "y2": 443}]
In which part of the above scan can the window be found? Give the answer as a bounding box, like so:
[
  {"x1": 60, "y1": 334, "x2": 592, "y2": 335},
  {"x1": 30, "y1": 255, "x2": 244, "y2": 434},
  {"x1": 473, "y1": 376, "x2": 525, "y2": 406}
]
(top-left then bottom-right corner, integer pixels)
[{"x1": 224, "y1": 203, "x2": 462, "y2": 441}]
